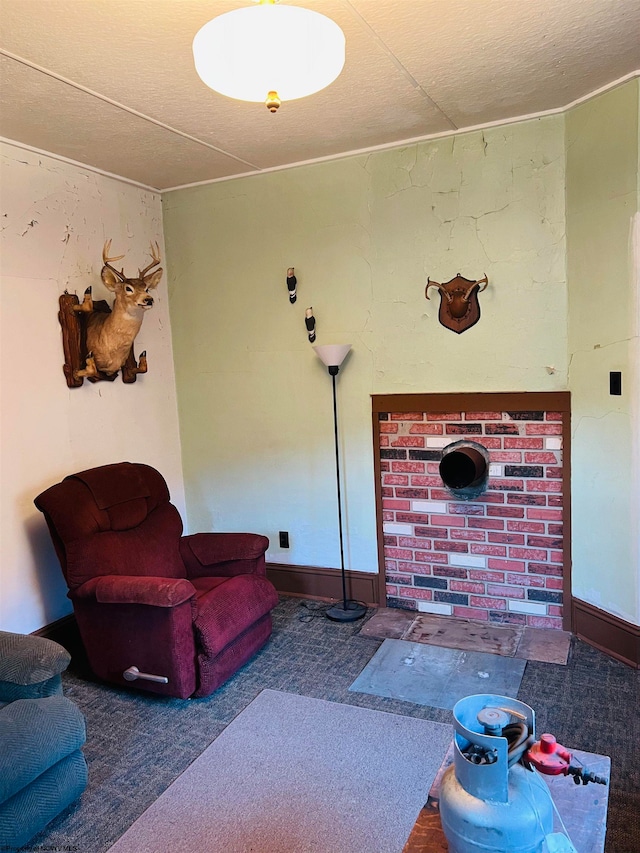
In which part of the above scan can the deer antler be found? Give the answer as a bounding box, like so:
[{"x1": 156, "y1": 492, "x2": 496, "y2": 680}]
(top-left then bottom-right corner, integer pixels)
[
  {"x1": 139, "y1": 241, "x2": 161, "y2": 279},
  {"x1": 102, "y1": 239, "x2": 127, "y2": 281},
  {"x1": 425, "y1": 278, "x2": 452, "y2": 303},
  {"x1": 462, "y1": 274, "x2": 488, "y2": 301}
]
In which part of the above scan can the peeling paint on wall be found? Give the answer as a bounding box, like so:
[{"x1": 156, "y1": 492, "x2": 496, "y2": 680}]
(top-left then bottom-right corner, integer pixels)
[
  {"x1": 163, "y1": 115, "x2": 568, "y2": 577},
  {"x1": 0, "y1": 140, "x2": 185, "y2": 633}
]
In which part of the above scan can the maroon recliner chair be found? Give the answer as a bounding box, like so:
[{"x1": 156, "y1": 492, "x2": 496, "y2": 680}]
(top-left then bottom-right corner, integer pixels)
[{"x1": 34, "y1": 462, "x2": 279, "y2": 699}]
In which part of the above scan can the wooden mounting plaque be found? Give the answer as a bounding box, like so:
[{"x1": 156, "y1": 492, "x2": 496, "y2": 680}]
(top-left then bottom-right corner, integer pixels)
[{"x1": 58, "y1": 292, "x2": 141, "y2": 387}]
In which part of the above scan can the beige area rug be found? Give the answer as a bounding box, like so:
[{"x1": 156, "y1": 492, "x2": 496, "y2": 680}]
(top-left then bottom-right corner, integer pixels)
[
  {"x1": 106, "y1": 689, "x2": 452, "y2": 853},
  {"x1": 360, "y1": 609, "x2": 572, "y2": 664}
]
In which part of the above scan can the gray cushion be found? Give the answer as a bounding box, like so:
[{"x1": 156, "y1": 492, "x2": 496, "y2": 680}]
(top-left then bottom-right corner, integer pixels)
[
  {"x1": 0, "y1": 632, "x2": 70, "y2": 702},
  {"x1": 0, "y1": 695, "x2": 86, "y2": 805},
  {"x1": 0, "y1": 750, "x2": 88, "y2": 848}
]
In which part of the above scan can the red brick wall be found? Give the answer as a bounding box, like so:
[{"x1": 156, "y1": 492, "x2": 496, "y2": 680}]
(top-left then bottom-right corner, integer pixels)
[{"x1": 380, "y1": 409, "x2": 565, "y2": 629}]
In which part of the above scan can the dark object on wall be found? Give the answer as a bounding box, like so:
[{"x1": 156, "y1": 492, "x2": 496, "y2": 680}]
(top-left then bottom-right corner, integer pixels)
[
  {"x1": 59, "y1": 240, "x2": 161, "y2": 387},
  {"x1": 287, "y1": 267, "x2": 297, "y2": 303},
  {"x1": 0, "y1": 631, "x2": 87, "y2": 848},
  {"x1": 34, "y1": 462, "x2": 279, "y2": 699},
  {"x1": 305, "y1": 307, "x2": 316, "y2": 342},
  {"x1": 425, "y1": 274, "x2": 488, "y2": 334},
  {"x1": 609, "y1": 371, "x2": 622, "y2": 396},
  {"x1": 439, "y1": 440, "x2": 489, "y2": 500}
]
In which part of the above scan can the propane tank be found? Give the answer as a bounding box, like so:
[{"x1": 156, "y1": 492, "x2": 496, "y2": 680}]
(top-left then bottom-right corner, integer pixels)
[{"x1": 439, "y1": 694, "x2": 553, "y2": 853}]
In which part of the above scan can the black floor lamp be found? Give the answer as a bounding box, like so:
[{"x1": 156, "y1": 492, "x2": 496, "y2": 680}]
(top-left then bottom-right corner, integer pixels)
[{"x1": 313, "y1": 344, "x2": 367, "y2": 622}]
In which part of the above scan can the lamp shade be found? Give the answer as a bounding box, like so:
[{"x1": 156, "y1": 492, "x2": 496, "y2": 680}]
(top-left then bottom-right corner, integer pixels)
[
  {"x1": 193, "y1": 4, "x2": 345, "y2": 104},
  {"x1": 313, "y1": 344, "x2": 352, "y2": 369}
]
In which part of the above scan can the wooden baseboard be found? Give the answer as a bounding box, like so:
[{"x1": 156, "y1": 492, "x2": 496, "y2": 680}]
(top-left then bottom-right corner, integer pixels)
[
  {"x1": 33, "y1": 612, "x2": 90, "y2": 670},
  {"x1": 33, "y1": 613, "x2": 76, "y2": 644},
  {"x1": 571, "y1": 598, "x2": 640, "y2": 669},
  {"x1": 266, "y1": 562, "x2": 379, "y2": 607}
]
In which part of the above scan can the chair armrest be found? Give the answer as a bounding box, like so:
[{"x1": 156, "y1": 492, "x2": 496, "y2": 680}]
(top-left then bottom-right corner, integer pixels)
[
  {"x1": 180, "y1": 532, "x2": 269, "y2": 578},
  {"x1": 0, "y1": 632, "x2": 70, "y2": 703},
  {"x1": 74, "y1": 575, "x2": 196, "y2": 608}
]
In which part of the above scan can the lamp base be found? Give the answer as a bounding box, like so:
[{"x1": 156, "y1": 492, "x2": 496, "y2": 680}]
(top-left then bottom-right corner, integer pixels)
[{"x1": 325, "y1": 600, "x2": 367, "y2": 622}]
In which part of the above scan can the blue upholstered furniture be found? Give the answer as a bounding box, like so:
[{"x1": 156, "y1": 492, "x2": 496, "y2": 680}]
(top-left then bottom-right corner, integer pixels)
[{"x1": 0, "y1": 630, "x2": 88, "y2": 848}]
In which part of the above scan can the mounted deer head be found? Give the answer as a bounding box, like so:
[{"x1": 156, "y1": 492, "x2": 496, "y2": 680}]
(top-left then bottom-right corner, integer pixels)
[
  {"x1": 72, "y1": 240, "x2": 163, "y2": 379},
  {"x1": 425, "y1": 273, "x2": 488, "y2": 334}
]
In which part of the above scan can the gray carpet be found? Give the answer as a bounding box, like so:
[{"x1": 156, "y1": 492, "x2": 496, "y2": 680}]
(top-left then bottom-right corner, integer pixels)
[
  {"x1": 27, "y1": 597, "x2": 639, "y2": 853},
  {"x1": 106, "y1": 689, "x2": 452, "y2": 853},
  {"x1": 349, "y1": 639, "x2": 526, "y2": 708}
]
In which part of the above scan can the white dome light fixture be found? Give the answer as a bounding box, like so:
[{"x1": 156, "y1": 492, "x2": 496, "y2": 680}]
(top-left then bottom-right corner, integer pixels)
[{"x1": 192, "y1": 0, "x2": 346, "y2": 112}]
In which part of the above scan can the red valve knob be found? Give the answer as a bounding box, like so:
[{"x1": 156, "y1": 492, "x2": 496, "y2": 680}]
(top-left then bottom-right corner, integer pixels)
[
  {"x1": 526, "y1": 733, "x2": 572, "y2": 776},
  {"x1": 540, "y1": 733, "x2": 557, "y2": 754}
]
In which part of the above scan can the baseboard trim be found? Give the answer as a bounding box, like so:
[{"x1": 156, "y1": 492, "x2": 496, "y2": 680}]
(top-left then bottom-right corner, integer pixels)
[
  {"x1": 33, "y1": 613, "x2": 76, "y2": 643},
  {"x1": 571, "y1": 598, "x2": 640, "y2": 669},
  {"x1": 266, "y1": 562, "x2": 379, "y2": 606},
  {"x1": 33, "y1": 612, "x2": 90, "y2": 667}
]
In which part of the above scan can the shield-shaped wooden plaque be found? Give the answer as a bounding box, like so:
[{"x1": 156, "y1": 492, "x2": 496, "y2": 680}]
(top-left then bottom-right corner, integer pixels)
[{"x1": 425, "y1": 274, "x2": 488, "y2": 334}]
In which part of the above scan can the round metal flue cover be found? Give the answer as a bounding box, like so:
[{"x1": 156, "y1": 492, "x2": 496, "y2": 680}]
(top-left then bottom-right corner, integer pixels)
[{"x1": 439, "y1": 440, "x2": 490, "y2": 500}]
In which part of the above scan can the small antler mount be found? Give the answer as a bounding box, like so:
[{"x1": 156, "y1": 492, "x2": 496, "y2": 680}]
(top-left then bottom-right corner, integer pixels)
[{"x1": 425, "y1": 273, "x2": 488, "y2": 334}]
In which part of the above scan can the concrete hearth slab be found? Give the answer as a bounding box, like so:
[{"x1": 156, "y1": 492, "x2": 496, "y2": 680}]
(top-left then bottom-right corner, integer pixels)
[{"x1": 349, "y1": 639, "x2": 526, "y2": 709}]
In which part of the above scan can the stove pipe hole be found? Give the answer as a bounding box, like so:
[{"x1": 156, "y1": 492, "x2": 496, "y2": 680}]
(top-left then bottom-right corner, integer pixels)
[{"x1": 439, "y1": 441, "x2": 489, "y2": 500}]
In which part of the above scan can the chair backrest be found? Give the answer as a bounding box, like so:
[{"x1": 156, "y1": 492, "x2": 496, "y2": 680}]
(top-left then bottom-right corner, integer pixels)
[{"x1": 34, "y1": 462, "x2": 185, "y2": 589}]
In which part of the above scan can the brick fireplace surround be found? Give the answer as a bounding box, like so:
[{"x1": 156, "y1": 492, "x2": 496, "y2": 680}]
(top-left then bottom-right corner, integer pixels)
[{"x1": 373, "y1": 393, "x2": 571, "y2": 631}]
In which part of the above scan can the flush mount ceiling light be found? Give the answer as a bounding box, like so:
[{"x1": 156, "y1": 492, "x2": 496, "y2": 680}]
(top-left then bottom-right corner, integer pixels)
[{"x1": 192, "y1": 0, "x2": 346, "y2": 112}]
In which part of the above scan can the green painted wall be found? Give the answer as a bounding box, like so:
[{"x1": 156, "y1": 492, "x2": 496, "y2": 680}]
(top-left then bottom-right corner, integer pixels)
[
  {"x1": 163, "y1": 117, "x2": 567, "y2": 576},
  {"x1": 566, "y1": 80, "x2": 640, "y2": 625}
]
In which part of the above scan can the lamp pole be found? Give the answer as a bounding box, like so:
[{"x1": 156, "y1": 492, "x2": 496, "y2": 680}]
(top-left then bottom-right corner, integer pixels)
[
  {"x1": 329, "y1": 367, "x2": 349, "y2": 611},
  {"x1": 313, "y1": 345, "x2": 366, "y2": 622}
]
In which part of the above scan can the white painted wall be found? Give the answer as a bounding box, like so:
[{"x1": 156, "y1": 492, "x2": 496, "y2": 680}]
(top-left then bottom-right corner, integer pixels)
[{"x1": 0, "y1": 142, "x2": 185, "y2": 634}]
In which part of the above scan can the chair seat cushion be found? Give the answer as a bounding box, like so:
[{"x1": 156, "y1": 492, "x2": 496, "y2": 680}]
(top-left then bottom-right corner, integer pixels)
[
  {"x1": 193, "y1": 574, "x2": 279, "y2": 658},
  {"x1": 190, "y1": 576, "x2": 230, "y2": 596}
]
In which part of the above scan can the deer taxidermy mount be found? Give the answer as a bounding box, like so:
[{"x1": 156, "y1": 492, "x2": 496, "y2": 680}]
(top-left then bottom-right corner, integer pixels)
[
  {"x1": 425, "y1": 273, "x2": 488, "y2": 334},
  {"x1": 59, "y1": 240, "x2": 163, "y2": 387}
]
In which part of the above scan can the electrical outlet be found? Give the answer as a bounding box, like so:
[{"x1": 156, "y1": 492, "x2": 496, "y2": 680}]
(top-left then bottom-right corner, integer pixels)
[{"x1": 279, "y1": 531, "x2": 290, "y2": 548}]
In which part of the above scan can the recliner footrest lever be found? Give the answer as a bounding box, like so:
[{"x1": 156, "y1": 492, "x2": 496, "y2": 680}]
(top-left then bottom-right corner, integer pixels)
[{"x1": 123, "y1": 666, "x2": 169, "y2": 684}]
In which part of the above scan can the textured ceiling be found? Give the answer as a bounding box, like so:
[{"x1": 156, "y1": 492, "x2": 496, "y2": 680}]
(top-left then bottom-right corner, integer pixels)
[{"x1": 1, "y1": 1, "x2": 639, "y2": 191}]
